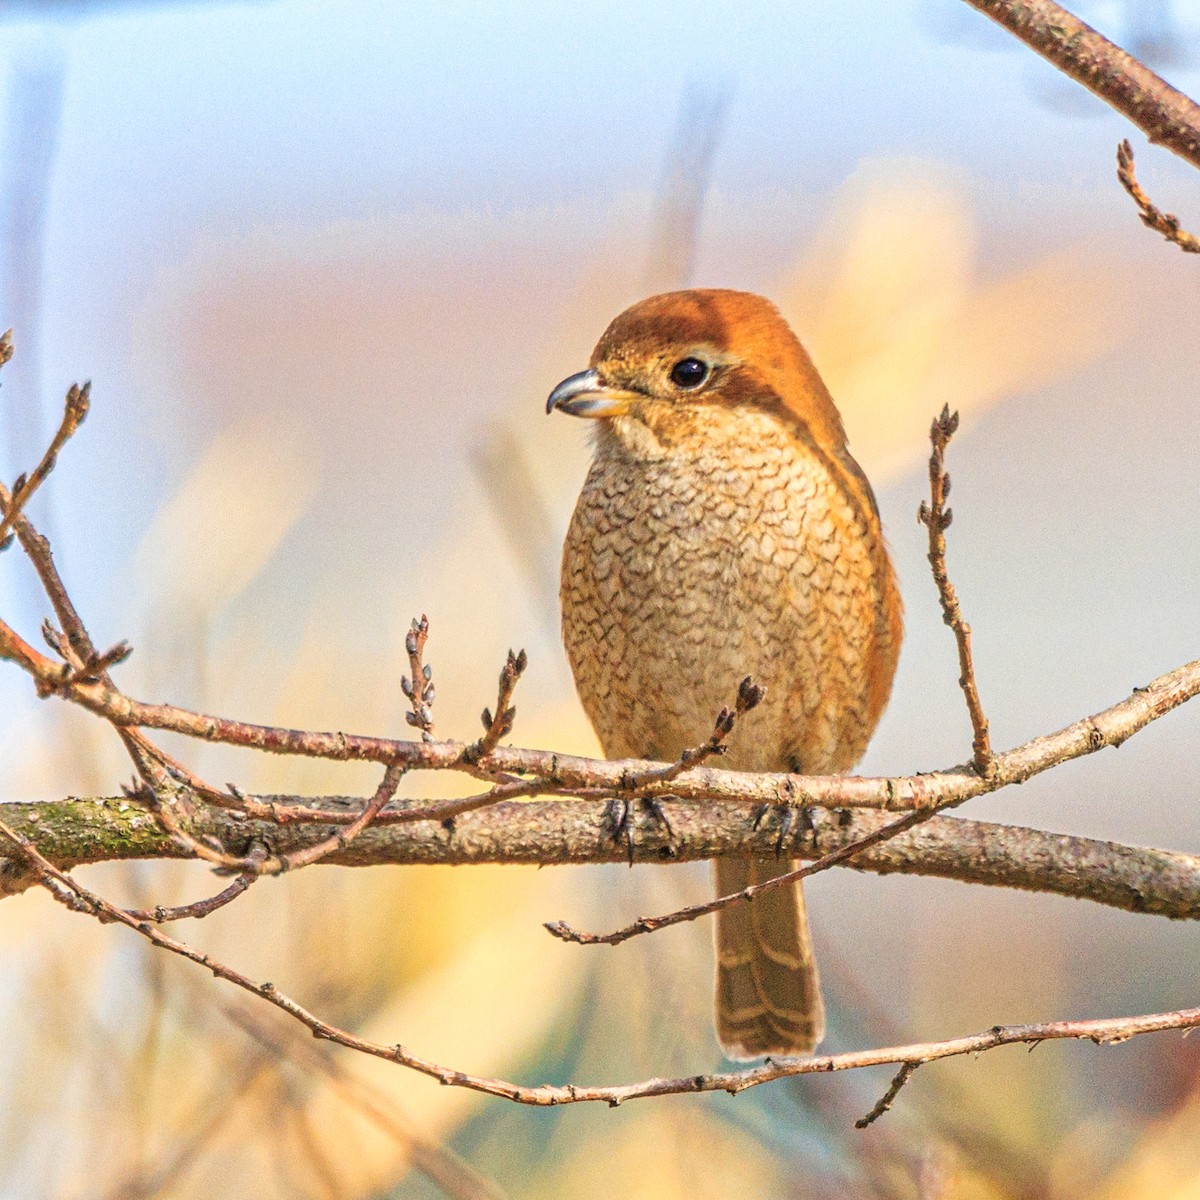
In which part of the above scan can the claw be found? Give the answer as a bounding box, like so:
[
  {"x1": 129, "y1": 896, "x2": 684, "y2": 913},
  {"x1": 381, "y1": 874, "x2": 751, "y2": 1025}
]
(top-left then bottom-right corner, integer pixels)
[
  {"x1": 750, "y1": 803, "x2": 817, "y2": 856},
  {"x1": 604, "y1": 797, "x2": 634, "y2": 865},
  {"x1": 603, "y1": 796, "x2": 674, "y2": 866},
  {"x1": 642, "y1": 797, "x2": 674, "y2": 844},
  {"x1": 774, "y1": 805, "x2": 794, "y2": 857},
  {"x1": 781, "y1": 805, "x2": 816, "y2": 855}
]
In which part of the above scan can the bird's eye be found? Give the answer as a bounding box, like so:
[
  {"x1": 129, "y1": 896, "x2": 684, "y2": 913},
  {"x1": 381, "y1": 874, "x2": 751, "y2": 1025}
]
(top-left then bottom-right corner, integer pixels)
[{"x1": 669, "y1": 357, "x2": 709, "y2": 389}]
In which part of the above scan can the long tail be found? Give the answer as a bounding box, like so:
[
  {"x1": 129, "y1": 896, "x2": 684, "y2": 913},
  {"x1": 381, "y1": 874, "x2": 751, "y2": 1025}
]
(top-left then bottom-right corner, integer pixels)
[{"x1": 713, "y1": 857, "x2": 825, "y2": 1059}]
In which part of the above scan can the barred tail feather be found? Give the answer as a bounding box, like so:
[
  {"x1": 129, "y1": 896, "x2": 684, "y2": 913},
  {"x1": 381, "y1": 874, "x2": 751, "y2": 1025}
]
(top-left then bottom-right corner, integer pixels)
[{"x1": 713, "y1": 857, "x2": 825, "y2": 1059}]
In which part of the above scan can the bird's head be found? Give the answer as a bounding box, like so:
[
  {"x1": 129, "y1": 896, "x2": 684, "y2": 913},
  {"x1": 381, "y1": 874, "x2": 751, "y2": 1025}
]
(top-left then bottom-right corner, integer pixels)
[{"x1": 546, "y1": 289, "x2": 848, "y2": 455}]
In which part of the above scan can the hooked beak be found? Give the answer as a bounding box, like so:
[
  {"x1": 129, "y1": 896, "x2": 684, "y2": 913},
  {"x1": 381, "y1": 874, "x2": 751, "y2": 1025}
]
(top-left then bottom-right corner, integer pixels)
[{"x1": 546, "y1": 369, "x2": 639, "y2": 419}]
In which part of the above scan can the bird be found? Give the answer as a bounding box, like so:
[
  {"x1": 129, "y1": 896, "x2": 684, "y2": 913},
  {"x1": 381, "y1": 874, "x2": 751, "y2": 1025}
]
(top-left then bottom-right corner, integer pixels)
[{"x1": 547, "y1": 288, "x2": 903, "y2": 1059}]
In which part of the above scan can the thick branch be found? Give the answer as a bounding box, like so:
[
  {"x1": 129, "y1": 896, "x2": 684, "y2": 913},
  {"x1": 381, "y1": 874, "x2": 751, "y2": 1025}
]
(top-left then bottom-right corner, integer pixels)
[
  {"x1": 4, "y1": 795, "x2": 1200, "y2": 923},
  {"x1": 5, "y1": 806, "x2": 1197, "y2": 1109},
  {"x1": 961, "y1": 0, "x2": 1200, "y2": 170}
]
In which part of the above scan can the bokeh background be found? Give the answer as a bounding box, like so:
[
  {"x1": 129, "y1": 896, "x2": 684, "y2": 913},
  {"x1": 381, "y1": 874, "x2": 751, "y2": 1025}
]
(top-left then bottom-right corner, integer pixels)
[{"x1": 1, "y1": 1, "x2": 1200, "y2": 1196}]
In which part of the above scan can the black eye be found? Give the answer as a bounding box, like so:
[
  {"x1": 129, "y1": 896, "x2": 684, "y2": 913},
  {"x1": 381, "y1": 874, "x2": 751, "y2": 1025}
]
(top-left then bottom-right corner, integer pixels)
[{"x1": 670, "y1": 356, "x2": 709, "y2": 389}]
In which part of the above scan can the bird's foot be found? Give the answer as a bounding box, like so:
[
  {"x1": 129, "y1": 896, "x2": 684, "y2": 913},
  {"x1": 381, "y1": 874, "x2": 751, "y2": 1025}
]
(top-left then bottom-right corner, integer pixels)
[
  {"x1": 604, "y1": 796, "x2": 674, "y2": 866},
  {"x1": 752, "y1": 803, "x2": 816, "y2": 857}
]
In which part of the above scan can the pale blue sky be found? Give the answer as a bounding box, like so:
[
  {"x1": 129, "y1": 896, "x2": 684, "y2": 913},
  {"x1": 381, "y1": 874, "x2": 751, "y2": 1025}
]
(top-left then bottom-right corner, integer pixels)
[
  {"x1": 6, "y1": 1, "x2": 1197, "y2": 251},
  {"x1": 0, "y1": 1, "x2": 1188, "y2": 462}
]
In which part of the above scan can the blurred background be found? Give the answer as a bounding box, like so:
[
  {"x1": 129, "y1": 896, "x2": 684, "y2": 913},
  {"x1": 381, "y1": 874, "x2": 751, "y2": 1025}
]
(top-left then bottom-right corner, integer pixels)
[{"x1": 1, "y1": 1, "x2": 1200, "y2": 1196}]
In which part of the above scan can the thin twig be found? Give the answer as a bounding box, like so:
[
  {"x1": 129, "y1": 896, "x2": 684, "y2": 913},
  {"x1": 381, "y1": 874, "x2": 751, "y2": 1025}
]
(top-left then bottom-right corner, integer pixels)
[
  {"x1": 0, "y1": 377, "x2": 89, "y2": 550},
  {"x1": 616, "y1": 675, "x2": 766, "y2": 791},
  {"x1": 273, "y1": 763, "x2": 405, "y2": 872},
  {"x1": 402, "y1": 616, "x2": 435, "y2": 742},
  {"x1": 918, "y1": 406, "x2": 993, "y2": 775},
  {"x1": 119, "y1": 730, "x2": 260, "y2": 874},
  {"x1": 1116, "y1": 138, "x2": 1200, "y2": 253},
  {"x1": 123, "y1": 842, "x2": 269, "y2": 923},
  {"x1": 216, "y1": 776, "x2": 553, "y2": 828},
  {"x1": 0, "y1": 479, "x2": 103, "y2": 676},
  {"x1": 856, "y1": 1062, "x2": 921, "y2": 1129},
  {"x1": 462, "y1": 648, "x2": 527, "y2": 763},
  {"x1": 4, "y1": 811, "x2": 1198, "y2": 1109}
]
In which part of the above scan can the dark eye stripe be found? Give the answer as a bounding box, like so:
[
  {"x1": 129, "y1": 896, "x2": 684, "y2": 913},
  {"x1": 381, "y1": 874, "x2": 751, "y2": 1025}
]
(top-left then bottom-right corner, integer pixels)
[{"x1": 670, "y1": 357, "x2": 709, "y2": 388}]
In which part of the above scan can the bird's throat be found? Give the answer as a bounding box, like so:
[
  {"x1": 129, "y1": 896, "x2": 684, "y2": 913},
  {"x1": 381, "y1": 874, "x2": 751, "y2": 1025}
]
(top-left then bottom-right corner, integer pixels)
[{"x1": 593, "y1": 413, "x2": 671, "y2": 462}]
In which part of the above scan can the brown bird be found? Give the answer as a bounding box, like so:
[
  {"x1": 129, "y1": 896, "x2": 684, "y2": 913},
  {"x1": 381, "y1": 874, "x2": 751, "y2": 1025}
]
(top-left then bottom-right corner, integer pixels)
[{"x1": 548, "y1": 289, "x2": 903, "y2": 1059}]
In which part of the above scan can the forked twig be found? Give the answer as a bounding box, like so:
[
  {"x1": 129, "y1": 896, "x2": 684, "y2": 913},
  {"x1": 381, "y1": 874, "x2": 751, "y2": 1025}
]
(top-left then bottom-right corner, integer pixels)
[
  {"x1": 4, "y1": 485, "x2": 249, "y2": 880},
  {"x1": 120, "y1": 731, "x2": 260, "y2": 873},
  {"x1": 123, "y1": 727, "x2": 407, "y2": 875},
  {"x1": 1116, "y1": 139, "x2": 1200, "y2": 254},
  {"x1": 41, "y1": 619, "x2": 132, "y2": 688},
  {"x1": 918, "y1": 407, "x2": 993, "y2": 775}
]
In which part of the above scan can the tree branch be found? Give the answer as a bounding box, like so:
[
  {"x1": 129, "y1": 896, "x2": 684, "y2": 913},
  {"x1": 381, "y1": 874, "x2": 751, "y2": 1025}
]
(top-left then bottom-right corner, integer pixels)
[
  {"x1": 960, "y1": 0, "x2": 1200, "y2": 170},
  {"x1": 4, "y1": 804, "x2": 1197, "y2": 1109},
  {"x1": 4, "y1": 608, "x2": 1197, "y2": 815},
  {"x1": 5, "y1": 794, "x2": 1200, "y2": 924}
]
